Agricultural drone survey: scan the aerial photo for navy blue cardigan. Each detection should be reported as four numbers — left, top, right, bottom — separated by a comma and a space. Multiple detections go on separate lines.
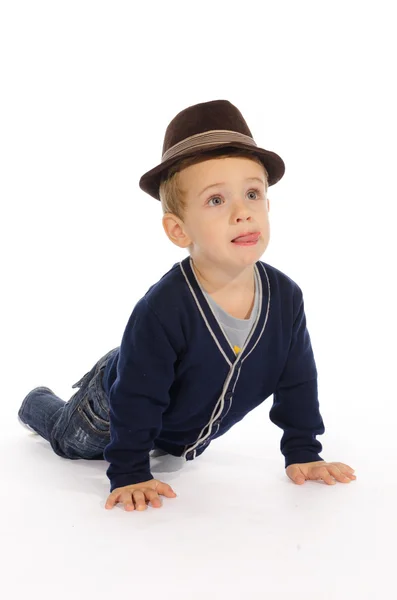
102, 256, 325, 491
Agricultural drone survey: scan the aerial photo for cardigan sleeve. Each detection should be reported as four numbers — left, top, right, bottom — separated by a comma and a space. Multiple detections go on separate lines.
104, 297, 177, 491
269, 285, 325, 468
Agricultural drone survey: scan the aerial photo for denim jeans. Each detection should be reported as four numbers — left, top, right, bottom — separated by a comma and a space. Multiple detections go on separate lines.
18, 348, 119, 460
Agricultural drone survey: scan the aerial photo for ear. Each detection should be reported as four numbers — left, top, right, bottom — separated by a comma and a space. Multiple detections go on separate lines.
162, 213, 192, 249
267, 197, 270, 212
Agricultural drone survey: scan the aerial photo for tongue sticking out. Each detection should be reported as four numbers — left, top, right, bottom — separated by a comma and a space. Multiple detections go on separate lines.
233, 233, 260, 243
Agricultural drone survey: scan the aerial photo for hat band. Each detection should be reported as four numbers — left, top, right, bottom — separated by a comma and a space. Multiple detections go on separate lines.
161, 129, 258, 163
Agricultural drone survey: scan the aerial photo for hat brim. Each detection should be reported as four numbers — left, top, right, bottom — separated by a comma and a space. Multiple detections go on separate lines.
139, 141, 285, 201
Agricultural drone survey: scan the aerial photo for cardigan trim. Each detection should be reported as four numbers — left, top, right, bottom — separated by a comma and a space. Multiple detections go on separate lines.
179, 256, 271, 459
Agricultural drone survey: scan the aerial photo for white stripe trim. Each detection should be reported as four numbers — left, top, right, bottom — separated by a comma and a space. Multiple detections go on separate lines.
180, 261, 271, 458
162, 129, 257, 163
179, 260, 232, 367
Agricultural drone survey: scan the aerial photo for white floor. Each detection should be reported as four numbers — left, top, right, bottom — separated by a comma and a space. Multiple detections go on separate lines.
3, 386, 393, 600
2, 1, 396, 597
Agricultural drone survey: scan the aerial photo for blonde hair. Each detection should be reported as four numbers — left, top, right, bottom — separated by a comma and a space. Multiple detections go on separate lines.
159, 148, 269, 222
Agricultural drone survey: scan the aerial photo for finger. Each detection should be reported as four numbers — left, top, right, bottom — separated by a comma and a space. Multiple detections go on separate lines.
312, 466, 336, 485
145, 490, 162, 508
334, 463, 357, 478
287, 466, 306, 484
105, 492, 119, 509
327, 465, 354, 484
156, 482, 177, 497
119, 491, 135, 511
338, 469, 356, 480
295, 476, 305, 485
132, 489, 148, 511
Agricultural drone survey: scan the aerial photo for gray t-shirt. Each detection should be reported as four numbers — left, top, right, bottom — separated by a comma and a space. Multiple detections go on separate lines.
197, 267, 260, 355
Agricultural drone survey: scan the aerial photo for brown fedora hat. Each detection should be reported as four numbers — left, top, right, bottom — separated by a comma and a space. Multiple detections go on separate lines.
139, 99, 285, 201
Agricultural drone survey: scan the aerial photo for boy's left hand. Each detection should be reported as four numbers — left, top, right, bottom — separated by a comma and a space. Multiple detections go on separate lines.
286, 461, 356, 485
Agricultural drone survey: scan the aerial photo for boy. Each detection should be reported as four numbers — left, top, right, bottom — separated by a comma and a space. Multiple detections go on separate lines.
18, 99, 356, 512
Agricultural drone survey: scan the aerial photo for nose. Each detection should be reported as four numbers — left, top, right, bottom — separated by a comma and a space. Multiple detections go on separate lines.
231, 198, 252, 221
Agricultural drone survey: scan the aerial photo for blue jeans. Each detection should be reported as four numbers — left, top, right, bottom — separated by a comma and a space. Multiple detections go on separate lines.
18, 348, 119, 460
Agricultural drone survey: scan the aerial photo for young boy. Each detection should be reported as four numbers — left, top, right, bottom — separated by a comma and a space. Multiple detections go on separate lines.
18, 99, 356, 512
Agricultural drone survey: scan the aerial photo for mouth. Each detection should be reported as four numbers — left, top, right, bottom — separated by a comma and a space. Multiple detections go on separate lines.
232, 231, 261, 244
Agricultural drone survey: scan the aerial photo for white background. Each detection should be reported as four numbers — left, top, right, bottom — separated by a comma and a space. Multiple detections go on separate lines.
1, 1, 396, 598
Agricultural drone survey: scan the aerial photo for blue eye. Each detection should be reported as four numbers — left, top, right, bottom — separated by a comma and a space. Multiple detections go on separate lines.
208, 196, 223, 207
207, 188, 261, 206
247, 188, 261, 200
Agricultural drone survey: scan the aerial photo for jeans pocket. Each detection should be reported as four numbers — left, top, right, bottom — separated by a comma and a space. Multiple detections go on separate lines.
78, 393, 110, 437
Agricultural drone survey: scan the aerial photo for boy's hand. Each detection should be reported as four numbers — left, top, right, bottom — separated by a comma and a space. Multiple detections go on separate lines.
286, 461, 356, 485
105, 479, 177, 511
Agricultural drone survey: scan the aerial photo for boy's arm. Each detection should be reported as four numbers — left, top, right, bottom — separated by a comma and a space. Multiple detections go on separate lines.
269, 285, 325, 467
103, 298, 177, 492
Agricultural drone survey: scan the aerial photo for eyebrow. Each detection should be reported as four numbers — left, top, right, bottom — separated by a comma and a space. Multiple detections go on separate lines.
198, 177, 265, 197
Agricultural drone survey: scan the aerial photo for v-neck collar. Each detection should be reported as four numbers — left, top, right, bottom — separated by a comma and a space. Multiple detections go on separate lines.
179, 256, 271, 367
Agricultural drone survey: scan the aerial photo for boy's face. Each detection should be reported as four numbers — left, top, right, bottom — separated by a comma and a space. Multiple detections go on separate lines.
163, 157, 270, 272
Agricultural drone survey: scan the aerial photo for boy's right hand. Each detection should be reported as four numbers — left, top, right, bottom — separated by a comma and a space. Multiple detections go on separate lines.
105, 479, 177, 511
